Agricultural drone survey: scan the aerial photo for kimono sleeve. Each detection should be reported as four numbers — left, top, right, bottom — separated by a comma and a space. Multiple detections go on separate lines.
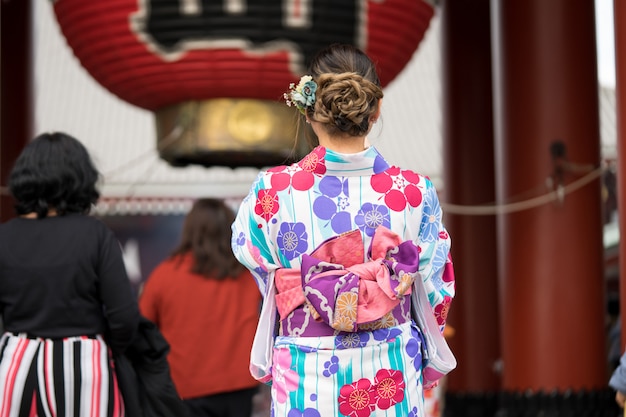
416, 180, 456, 332
231, 172, 282, 297
610, 352, 626, 393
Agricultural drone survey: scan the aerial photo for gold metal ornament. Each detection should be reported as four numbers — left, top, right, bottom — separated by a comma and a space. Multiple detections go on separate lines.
155, 99, 308, 168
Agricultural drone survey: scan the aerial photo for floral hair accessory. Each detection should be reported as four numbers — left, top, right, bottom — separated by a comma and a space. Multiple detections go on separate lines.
284, 75, 317, 114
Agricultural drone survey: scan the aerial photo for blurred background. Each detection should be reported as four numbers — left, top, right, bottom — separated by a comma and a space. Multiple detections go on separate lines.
1, 0, 624, 415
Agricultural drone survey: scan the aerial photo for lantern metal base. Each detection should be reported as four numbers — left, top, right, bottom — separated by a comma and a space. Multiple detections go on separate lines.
155, 99, 310, 169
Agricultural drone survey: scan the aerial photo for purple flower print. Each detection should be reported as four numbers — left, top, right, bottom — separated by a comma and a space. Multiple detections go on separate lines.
253, 267, 268, 283
236, 232, 246, 246
313, 177, 351, 234
323, 355, 340, 377
297, 345, 317, 354
313, 195, 335, 220
373, 154, 390, 174
372, 327, 402, 342
277, 222, 308, 260
406, 326, 424, 372
288, 408, 321, 417
355, 203, 390, 237
335, 332, 370, 349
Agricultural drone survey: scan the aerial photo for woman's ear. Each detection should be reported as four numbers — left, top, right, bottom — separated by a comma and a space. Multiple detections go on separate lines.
371, 99, 382, 123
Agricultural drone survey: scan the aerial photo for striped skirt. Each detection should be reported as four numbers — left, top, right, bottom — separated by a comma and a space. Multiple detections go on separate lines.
0, 333, 124, 417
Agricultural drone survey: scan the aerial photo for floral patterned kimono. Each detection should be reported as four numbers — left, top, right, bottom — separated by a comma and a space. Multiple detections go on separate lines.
231, 146, 455, 417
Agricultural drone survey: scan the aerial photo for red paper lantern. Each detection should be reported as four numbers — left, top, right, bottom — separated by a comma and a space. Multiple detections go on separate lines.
53, 0, 434, 167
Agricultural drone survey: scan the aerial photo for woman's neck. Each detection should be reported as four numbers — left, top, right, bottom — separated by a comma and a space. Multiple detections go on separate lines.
21, 208, 58, 219
316, 133, 369, 154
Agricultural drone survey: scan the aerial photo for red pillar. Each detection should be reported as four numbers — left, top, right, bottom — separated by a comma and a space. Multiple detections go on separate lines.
441, 0, 501, 392
615, 1, 626, 348
492, 0, 606, 390
1, 0, 33, 222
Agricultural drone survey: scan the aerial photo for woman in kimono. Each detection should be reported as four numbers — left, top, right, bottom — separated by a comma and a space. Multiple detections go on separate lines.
231, 43, 455, 417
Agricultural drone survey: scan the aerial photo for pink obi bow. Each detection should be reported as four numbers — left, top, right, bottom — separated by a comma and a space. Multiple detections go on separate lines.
275, 226, 419, 332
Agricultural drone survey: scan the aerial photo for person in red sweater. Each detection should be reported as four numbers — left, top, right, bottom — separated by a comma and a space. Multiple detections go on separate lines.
139, 198, 261, 417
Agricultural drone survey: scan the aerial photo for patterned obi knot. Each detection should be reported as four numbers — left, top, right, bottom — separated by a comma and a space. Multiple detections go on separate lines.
275, 226, 419, 333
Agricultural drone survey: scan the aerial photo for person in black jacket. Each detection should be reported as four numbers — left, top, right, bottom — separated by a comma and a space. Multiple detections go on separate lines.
0, 132, 140, 416
114, 316, 189, 417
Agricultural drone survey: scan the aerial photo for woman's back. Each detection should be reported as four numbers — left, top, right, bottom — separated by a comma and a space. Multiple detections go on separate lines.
231, 43, 455, 417
140, 253, 261, 399
237, 146, 438, 267
0, 131, 140, 417
0, 212, 138, 348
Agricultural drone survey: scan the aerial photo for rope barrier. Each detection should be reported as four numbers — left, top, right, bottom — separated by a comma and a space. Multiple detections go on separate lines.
0, 147, 609, 219
441, 166, 605, 216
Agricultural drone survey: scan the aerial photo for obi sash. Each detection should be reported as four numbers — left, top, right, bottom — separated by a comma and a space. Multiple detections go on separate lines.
275, 226, 419, 333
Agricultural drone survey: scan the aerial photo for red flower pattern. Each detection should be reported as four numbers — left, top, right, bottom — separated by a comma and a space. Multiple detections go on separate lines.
370, 167, 422, 212
337, 369, 406, 416
254, 188, 279, 222
435, 295, 452, 325
442, 255, 455, 283
268, 147, 326, 192
373, 369, 405, 410
338, 378, 376, 417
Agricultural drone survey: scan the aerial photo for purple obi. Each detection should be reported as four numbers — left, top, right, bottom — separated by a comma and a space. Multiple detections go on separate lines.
275, 227, 420, 337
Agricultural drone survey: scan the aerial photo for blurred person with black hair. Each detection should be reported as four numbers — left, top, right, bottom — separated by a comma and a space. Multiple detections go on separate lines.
0, 132, 140, 416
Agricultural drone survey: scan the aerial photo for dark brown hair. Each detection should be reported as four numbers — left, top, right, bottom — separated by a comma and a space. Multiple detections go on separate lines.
170, 198, 244, 280
306, 43, 384, 137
